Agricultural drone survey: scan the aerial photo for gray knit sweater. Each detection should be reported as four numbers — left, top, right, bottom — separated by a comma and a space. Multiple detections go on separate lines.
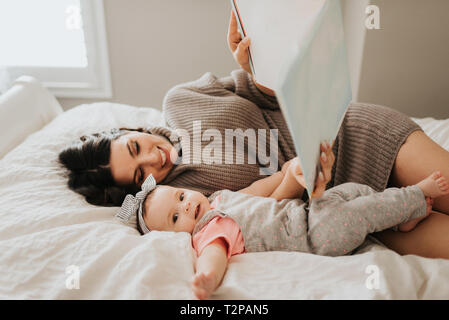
149, 69, 421, 196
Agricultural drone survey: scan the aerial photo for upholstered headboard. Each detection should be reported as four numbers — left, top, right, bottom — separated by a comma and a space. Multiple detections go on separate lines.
0, 76, 63, 159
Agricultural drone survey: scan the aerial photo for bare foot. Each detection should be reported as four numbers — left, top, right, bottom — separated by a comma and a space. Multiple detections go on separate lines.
399, 197, 433, 232
399, 172, 449, 232
416, 171, 449, 198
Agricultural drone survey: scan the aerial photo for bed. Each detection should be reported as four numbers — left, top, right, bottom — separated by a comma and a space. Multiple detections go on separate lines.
0, 76, 448, 299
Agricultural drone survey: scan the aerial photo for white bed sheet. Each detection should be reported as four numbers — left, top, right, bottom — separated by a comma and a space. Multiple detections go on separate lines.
0, 103, 448, 299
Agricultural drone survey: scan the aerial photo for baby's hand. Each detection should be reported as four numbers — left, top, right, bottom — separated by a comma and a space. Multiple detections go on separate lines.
282, 158, 296, 175
287, 157, 306, 187
287, 141, 335, 198
192, 271, 217, 300
311, 140, 335, 198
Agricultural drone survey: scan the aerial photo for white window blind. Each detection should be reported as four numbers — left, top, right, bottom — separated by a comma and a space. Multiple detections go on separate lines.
0, 0, 112, 98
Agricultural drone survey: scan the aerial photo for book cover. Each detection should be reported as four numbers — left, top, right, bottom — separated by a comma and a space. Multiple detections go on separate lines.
231, 0, 352, 197
230, 0, 326, 90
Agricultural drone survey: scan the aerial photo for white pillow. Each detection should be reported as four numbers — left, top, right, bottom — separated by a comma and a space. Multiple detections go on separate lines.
412, 117, 449, 151
0, 76, 63, 159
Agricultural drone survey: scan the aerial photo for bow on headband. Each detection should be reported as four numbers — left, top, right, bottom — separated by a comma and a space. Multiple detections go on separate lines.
116, 174, 157, 234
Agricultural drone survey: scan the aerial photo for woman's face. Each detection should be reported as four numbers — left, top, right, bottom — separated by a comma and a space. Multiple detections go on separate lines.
109, 131, 177, 187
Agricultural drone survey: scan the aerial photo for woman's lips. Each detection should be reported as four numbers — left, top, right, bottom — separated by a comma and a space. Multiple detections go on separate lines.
158, 147, 167, 168
158, 146, 171, 168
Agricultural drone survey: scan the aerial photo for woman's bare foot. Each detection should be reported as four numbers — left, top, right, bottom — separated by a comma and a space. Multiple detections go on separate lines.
399, 171, 449, 232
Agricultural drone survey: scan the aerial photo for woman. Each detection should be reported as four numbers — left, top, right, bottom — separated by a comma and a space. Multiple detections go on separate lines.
59, 12, 449, 259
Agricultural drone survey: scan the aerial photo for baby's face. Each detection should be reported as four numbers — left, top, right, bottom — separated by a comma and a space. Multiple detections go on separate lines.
143, 186, 211, 234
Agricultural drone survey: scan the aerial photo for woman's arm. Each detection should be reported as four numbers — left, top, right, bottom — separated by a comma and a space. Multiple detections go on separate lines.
227, 11, 276, 97
164, 10, 279, 128
192, 238, 229, 300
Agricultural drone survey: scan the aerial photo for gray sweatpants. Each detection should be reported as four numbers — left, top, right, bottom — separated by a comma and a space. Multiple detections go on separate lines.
307, 182, 427, 256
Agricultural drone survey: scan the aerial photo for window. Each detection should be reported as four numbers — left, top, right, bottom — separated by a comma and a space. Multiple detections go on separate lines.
0, 0, 112, 98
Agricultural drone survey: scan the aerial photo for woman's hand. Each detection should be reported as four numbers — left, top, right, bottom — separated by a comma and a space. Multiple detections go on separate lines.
227, 11, 276, 96
227, 11, 252, 75
311, 141, 335, 199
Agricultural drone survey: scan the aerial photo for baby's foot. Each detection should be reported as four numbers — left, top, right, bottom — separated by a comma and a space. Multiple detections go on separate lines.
399, 171, 448, 233
416, 171, 449, 198
399, 197, 433, 232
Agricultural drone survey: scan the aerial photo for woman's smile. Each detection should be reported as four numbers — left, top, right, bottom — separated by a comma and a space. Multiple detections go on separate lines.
109, 131, 175, 186
158, 146, 172, 168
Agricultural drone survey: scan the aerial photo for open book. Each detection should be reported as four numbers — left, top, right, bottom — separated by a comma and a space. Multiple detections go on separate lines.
231, 0, 352, 197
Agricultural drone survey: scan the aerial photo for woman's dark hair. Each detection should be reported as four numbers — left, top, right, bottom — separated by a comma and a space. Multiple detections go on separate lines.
58, 127, 149, 207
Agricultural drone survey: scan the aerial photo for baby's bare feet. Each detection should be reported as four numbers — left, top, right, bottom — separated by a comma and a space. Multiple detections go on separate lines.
398, 171, 447, 233
416, 171, 449, 198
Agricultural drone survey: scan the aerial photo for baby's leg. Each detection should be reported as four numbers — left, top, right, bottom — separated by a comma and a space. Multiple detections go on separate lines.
416, 171, 449, 198
308, 182, 427, 256
399, 171, 449, 232
397, 197, 432, 232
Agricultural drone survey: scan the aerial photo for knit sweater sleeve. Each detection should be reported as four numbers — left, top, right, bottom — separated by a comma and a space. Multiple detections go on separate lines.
162, 69, 279, 126
159, 69, 285, 196
221, 69, 280, 110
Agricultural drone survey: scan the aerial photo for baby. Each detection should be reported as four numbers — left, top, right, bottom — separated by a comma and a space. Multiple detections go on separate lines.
116, 142, 449, 299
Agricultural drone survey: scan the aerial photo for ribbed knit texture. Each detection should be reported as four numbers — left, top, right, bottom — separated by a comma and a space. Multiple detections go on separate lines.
149, 70, 421, 196
329, 102, 421, 192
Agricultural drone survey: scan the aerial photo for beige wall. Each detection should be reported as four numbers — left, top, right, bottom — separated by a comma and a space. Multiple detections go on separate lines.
59, 0, 237, 110
60, 0, 449, 120
341, 0, 370, 102
358, 0, 449, 118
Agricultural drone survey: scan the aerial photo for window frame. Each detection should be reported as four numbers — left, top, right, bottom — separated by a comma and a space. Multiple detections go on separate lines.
4, 0, 112, 99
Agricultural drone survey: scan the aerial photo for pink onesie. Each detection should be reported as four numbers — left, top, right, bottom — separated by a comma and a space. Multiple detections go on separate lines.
192, 195, 245, 259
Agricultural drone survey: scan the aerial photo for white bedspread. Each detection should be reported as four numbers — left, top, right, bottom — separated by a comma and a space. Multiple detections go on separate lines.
0, 103, 448, 299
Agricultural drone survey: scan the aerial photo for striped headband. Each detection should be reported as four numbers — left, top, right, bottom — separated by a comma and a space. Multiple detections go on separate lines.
115, 174, 157, 234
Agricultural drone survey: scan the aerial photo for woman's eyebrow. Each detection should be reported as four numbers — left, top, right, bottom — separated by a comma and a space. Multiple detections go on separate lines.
126, 141, 138, 185
126, 142, 134, 158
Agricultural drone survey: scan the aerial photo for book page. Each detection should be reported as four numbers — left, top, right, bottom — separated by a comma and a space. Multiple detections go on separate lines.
233, 0, 326, 89
275, 0, 352, 196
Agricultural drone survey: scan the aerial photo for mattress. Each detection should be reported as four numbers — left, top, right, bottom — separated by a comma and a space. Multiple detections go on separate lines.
0, 102, 448, 299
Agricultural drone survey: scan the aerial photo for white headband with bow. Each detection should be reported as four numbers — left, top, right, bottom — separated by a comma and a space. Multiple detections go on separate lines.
116, 174, 157, 234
